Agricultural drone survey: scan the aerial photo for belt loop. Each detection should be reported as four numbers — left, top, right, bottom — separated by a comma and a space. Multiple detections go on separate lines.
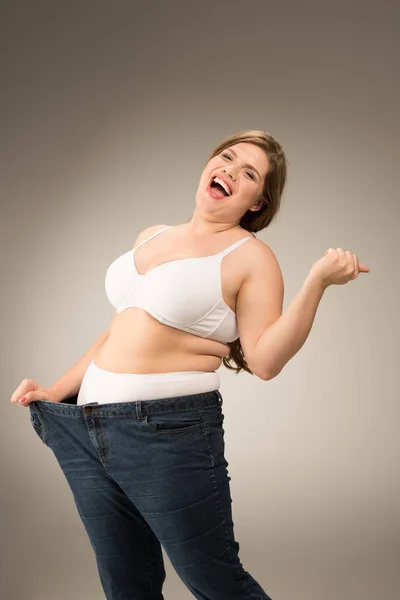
135, 401, 143, 420
216, 390, 223, 406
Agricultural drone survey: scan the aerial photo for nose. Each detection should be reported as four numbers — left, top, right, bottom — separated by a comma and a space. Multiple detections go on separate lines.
222, 167, 237, 181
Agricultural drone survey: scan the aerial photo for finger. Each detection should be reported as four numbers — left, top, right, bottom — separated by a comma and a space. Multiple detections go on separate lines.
17, 392, 38, 406
17, 395, 29, 406
358, 264, 370, 273
20, 391, 47, 406
12, 398, 28, 407
10, 379, 31, 403
11, 391, 28, 404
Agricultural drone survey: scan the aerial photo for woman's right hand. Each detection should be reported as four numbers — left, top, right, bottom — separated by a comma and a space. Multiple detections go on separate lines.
10, 380, 59, 407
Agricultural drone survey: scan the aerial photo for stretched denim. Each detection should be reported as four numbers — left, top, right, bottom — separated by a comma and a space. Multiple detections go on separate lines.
29, 390, 273, 600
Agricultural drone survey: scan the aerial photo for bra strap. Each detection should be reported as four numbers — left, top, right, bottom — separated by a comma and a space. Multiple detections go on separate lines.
219, 236, 253, 258
135, 225, 170, 249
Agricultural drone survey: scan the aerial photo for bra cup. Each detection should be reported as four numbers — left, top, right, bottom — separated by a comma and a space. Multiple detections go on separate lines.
104, 233, 254, 343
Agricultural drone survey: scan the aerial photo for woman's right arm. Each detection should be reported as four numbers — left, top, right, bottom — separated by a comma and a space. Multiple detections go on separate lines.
12, 224, 169, 406
11, 320, 115, 406
47, 329, 111, 403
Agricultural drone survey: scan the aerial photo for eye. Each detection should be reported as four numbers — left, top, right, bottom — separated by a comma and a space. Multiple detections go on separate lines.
221, 153, 255, 181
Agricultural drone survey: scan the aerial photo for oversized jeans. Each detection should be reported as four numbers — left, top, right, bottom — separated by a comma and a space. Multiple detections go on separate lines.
29, 390, 273, 600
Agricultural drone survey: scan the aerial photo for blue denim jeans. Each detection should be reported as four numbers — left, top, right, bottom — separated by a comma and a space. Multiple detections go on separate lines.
29, 390, 273, 600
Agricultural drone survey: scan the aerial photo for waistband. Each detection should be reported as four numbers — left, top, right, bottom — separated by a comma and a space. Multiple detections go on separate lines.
31, 387, 223, 420
75, 359, 221, 405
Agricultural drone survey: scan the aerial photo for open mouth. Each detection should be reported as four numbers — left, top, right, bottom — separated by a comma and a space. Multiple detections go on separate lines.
208, 176, 231, 199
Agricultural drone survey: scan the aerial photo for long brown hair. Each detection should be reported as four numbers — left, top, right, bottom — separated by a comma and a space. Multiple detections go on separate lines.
205, 129, 287, 375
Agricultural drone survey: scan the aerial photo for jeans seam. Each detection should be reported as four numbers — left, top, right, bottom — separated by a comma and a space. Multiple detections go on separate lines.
204, 422, 242, 578
34, 407, 47, 445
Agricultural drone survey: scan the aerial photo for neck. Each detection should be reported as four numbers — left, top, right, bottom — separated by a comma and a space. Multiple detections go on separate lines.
183, 217, 240, 238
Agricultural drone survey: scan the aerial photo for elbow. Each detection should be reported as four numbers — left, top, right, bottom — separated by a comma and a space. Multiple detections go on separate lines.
250, 366, 276, 381
263, 370, 280, 381
257, 364, 281, 381
248, 350, 281, 381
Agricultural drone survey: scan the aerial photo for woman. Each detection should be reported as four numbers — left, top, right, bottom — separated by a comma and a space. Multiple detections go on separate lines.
11, 129, 370, 600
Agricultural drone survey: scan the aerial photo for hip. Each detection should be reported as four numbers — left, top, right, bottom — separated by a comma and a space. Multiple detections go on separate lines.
77, 358, 221, 405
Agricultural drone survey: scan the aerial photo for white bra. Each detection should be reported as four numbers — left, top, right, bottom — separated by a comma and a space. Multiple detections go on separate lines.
105, 225, 254, 343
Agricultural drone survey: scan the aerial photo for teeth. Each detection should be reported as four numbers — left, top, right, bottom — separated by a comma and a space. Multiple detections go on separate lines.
213, 176, 231, 196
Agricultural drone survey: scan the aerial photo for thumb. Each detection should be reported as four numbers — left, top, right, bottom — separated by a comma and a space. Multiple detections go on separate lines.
18, 391, 47, 406
358, 264, 371, 273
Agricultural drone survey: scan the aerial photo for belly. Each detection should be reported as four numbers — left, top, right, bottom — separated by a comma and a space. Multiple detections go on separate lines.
94, 308, 232, 374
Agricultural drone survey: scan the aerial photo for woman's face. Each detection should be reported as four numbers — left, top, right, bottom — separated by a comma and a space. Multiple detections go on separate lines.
196, 142, 270, 223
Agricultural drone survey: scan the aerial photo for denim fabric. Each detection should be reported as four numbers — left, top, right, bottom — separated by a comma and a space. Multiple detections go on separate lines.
29, 390, 272, 600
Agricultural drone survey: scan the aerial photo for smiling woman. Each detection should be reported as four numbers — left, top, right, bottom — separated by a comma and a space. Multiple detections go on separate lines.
18, 129, 288, 600
202, 130, 287, 232
196, 129, 287, 374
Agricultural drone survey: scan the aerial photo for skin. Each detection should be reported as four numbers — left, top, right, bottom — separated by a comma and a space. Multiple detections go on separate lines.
183, 142, 270, 237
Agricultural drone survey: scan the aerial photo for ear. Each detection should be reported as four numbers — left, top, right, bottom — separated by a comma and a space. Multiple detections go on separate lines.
249, 197, 265, 212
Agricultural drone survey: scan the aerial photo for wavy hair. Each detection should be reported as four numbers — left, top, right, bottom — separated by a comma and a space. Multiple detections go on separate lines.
204, 129, 287, 375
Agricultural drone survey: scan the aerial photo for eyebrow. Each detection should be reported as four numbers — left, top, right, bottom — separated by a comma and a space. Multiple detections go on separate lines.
225, 147, 261, 179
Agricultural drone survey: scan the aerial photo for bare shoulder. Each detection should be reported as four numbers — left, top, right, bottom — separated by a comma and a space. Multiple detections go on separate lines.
240, 234, 282, 284
133, 224, 168, 247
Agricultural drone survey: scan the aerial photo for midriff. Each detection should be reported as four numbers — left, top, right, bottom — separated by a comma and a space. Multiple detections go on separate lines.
93, 224, 255, 374
94, 310, 231, 373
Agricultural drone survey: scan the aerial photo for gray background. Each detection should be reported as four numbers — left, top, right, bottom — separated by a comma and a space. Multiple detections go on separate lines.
2, 1, 399, 599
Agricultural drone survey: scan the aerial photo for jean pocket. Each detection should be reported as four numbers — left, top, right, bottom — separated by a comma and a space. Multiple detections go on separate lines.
143, 408, 204, 434
29, 404, 47, 445
142, 403, 223, 434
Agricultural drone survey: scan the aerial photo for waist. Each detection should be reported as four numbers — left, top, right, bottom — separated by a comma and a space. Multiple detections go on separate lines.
96, 337, 226, 375
77, 359, 220, 405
